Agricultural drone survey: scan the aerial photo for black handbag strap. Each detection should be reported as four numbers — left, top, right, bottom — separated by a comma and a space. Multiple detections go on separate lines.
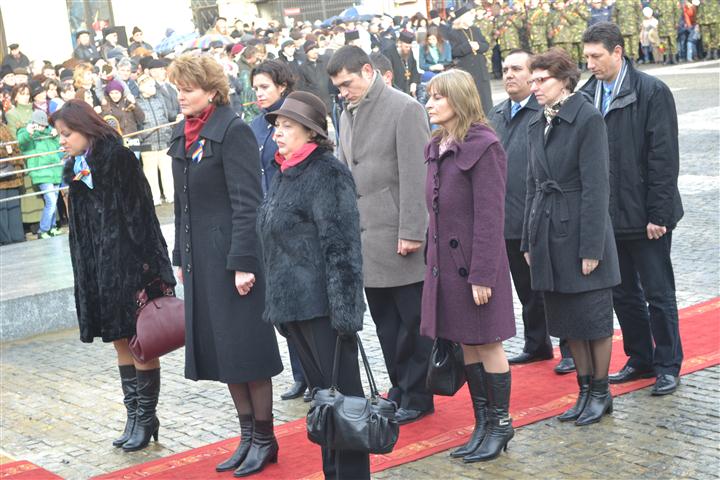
330, 336, 343, 390
356, 334, 381, 399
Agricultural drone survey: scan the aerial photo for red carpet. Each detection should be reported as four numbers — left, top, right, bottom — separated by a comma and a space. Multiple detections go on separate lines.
0, 461, 63, 479
95, 298, 720, 480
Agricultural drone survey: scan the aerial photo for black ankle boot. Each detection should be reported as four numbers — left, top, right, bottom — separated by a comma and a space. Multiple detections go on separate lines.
463, 371, 513, 463
557, 375, 591, 422
123, 368, 160, 452
233, 419, 278, 477
450, 363, 487, 458
575, 378, 613, 426
217, 415, 254, 472
113, 365, 137, 447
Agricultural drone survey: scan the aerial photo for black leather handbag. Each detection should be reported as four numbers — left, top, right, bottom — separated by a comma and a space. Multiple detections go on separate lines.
306, 334, 399, 454
426, 338, 466, 396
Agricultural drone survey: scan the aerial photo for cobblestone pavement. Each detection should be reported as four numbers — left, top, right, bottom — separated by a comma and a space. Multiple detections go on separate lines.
1, 61, 718, 479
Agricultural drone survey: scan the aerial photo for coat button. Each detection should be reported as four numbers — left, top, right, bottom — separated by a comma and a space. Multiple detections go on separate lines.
185, 225, 190, 233
433, 233, 438, 242
186, 264, 192, 274
183, 167, 187, 174
545, 209, 550, 216
183, 185, 187, 192
185, 243, 190, 253
184, 205, 188, 213
432, 266, 439, 277
356, 194, 362, 199
458, 267, 468, 277
449, 239, 458, 248
352, 160, 358, 165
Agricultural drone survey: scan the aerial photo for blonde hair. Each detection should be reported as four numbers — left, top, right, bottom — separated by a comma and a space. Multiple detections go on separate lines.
426, 69, 487, 142
73, 62, 93, 89
166, 54, 229, 106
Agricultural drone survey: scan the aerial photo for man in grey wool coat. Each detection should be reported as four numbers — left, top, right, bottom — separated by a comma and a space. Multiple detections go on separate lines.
328, 45, 435, 424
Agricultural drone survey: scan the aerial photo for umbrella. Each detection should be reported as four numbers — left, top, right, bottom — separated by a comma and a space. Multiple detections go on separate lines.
155, 30, 198, 55
339, 6, 377, 21
187, 33, 234, 50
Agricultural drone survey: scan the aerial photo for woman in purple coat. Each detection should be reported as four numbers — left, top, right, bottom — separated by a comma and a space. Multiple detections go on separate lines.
421, 69, 516, 463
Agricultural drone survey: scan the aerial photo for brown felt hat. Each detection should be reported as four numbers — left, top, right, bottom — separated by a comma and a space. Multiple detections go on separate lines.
265, 91, 328, 139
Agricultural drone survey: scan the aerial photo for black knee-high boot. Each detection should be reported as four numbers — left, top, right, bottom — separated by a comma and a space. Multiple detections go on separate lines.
113, 365, 137, 447
450, 363, 487, 458
233, 419, 278, 477
123, 368, 160, 452
463, 371, 513, 463
216, 415, 254, 472
575, 378, 613, 426
557, 375, 591, 422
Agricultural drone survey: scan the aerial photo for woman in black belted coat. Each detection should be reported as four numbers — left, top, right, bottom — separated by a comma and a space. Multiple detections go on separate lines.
52, 99, 175, 452
521, 49, 620, 428
167, 55, 282, 478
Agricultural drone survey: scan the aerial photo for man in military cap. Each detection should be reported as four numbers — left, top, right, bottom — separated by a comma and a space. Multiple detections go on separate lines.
654, 0, 681, 64
697, 0, 720, 59
1, 44, 30, 72
613, 0, 644, 62
382, 30, 420, 96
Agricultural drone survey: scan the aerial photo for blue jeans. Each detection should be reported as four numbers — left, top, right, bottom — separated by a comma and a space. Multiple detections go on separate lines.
38, 183, 59, 233
612, 233, 683, 376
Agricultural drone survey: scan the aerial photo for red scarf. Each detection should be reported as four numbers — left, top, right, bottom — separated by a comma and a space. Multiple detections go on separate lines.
275, 143, 318, 172
184, 104, 215, 151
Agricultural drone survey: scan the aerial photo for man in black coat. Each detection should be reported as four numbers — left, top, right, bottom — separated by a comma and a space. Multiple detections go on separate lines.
73, 31, 101, 63
489, 49, 575, 374
581, 22, 684, 396
382, 30, 420, 97
2, 44, 30, 71
298, 41, 332, 114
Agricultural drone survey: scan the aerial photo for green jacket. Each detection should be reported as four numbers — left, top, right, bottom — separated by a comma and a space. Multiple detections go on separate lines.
697, 0, 720, 25
655, 0, 681, 36
17, 126, 63, 185
527, 6, 550, 48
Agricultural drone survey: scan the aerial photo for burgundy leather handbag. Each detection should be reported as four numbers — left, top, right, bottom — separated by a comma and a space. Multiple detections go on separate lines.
129, 279, 185, 363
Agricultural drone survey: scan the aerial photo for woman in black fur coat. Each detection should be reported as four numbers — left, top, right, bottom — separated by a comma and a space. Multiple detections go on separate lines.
52, 99, 175, 452
257, 91, 370, 479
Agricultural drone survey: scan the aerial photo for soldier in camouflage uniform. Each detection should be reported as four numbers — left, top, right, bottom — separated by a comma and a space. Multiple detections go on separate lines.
495, 3, 525, 58
476, 8, 498, 77
613, 0, 644, 61
550, 0, 587, 64
527, 0, 550, 53
568, 0, 590, 67
655, 0, 681, 64
697, 0, 720, 59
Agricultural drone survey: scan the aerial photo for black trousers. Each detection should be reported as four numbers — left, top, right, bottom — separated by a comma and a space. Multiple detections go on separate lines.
287, 338, 306, 383
364, 282, 434, 411
506, 239, 570, 358
285, 318, 370, 480
613, 234, 683, 376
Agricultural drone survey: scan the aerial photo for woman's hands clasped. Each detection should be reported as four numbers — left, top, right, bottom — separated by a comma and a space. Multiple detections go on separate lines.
581, 259, 599, 276
235, 271, 255, 296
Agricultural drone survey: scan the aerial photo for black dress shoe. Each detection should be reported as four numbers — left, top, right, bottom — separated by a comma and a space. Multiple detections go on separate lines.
554, 358, 576, 375
395, 407, 434, 425
651, 374, 680, 396
303, 389, 312, 403
508, 351, 553, 365
608, 365, 654, 384
280, 381, 307, 400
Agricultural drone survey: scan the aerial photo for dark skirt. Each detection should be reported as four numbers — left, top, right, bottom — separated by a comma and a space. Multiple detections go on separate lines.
543, 288, 614, 340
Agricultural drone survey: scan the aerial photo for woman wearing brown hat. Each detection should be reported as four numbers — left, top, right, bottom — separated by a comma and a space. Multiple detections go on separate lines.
257, 91, 370, 479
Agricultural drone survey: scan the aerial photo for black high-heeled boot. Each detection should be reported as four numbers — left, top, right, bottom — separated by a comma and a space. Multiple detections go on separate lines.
450, 363, 487, 458
463, 371, 513, 463
123, 368, 160, 452
557, 375, 591, 422
233, 419, 278, 477
113, 365, 137, 447
216, 415, 254, 472
575, 378, 613, 426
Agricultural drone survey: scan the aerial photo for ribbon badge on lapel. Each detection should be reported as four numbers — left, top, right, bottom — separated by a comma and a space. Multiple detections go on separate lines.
191, 139, 206, 164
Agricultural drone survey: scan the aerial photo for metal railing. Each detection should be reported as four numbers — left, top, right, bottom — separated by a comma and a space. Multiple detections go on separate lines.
0, 120, 181, 203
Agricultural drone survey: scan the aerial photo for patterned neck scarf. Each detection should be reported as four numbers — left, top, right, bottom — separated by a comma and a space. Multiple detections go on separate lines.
543, 92, 573, 125
72, 152, 93, 189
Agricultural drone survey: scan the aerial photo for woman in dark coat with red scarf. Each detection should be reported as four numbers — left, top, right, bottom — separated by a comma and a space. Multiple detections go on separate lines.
421, 70, 516, 463
167, 55, 282, 478
52, 99, 175, 452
